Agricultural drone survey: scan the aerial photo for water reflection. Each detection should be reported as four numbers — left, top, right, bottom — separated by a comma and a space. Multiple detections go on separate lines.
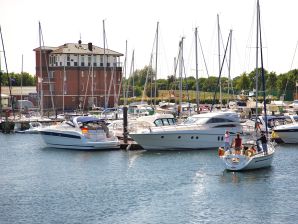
192, 170, 207, 197
127, 150, 145, 168
219, 167, 274, 184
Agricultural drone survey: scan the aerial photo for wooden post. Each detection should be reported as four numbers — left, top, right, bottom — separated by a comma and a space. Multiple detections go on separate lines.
123, 106, 128, 144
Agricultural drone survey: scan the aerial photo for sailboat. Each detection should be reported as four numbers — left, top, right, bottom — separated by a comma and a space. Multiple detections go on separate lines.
220, 0, 275, 171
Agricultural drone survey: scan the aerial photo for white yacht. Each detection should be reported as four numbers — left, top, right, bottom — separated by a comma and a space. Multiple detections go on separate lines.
273, 115, 298, 144
38, 116, 120, 150
129, 111, 242, 150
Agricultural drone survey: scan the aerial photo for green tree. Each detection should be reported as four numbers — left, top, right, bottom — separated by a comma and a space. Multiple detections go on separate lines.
266, 72, 277, 95
234, 73, 250, 91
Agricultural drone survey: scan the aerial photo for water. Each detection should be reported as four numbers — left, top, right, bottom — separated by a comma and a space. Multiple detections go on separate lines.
1, 134, 298, 224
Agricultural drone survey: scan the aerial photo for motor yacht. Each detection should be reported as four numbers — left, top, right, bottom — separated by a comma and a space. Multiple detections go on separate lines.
38, 116, 120, 150
129, 111, 242, 150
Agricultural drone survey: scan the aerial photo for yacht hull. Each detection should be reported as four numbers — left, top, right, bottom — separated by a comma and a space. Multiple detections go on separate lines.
130, 131, 238, 150
274, 127, 298, 144
39, 130, 120, 150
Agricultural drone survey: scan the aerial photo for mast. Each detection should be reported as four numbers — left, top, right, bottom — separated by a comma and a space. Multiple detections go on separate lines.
217, 14, 222, 108
258, 0, 268, 135
154, 22, 159, 108
123, 41, 128, 106
103, 20, 107, 109
91, 51, 94, 108
63, 55, 66, 114
227, 29, 233, 104
38, 22, 43, 117
131, 50, 135, 98
255, 2, 259, 133
179, 37, 184, 118
194, 27, 200, 113
21, 54, 23, 113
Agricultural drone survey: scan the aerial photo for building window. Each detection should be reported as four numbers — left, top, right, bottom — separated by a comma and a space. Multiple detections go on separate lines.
93, 62, 97, 67
100, 55, 103, 67
49, 71, 54, 78
67, 62, 70, 66
88, 55, 91, 66
80, 55, 85, 67
74, 62, 78, 66
49, 55, 53, 66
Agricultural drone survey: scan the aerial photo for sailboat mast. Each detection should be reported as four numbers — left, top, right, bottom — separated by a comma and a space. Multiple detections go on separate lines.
38, 22, 43, 117
195, 27, 200, 113
131, 50, 135, 98
122, 40, 127, 105
179, 37, 184, 116
258, 0, 268, 135
227, 29, 232, 103
103, 20, 107, 109
217, 14, 222, 108
21, 54, 23, 112
255, 2, 259, 131
63, 56, 66, 114
154, 22, 159, 108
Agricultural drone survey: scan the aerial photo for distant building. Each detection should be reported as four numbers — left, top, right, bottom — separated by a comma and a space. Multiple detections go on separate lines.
34, 41, 123, 111
1, 86, 37, 108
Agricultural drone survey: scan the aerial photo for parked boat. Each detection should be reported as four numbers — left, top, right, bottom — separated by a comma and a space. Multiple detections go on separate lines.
38, 116, 120, 150
129, 111, 242, 150
273, 115, 298, 143
15, 121, 43, 134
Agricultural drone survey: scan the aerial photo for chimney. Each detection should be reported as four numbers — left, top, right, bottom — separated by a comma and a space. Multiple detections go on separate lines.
88, 42, 93, 51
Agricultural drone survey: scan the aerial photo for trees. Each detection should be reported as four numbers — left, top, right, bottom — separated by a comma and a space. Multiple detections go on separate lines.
234, 73, 250, 92
0, 72, 35, 86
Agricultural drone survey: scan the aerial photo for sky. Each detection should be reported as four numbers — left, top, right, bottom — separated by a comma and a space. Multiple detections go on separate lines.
0, 0, 298, 80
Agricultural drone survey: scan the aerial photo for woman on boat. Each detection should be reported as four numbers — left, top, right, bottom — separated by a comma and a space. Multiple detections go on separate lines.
233, 133, 242, 154
224, 130, 231, 153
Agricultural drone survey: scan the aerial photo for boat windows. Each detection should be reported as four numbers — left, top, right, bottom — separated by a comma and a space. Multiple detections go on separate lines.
213, 124, 237, 128
168, 118, 176, 125
154, 119, 163, 127
207, 118, 233, 123
154, 118, 176, 126
184, 117, 209, 125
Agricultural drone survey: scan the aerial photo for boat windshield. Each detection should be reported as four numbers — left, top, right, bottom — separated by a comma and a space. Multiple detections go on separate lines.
183, 117, 209, 125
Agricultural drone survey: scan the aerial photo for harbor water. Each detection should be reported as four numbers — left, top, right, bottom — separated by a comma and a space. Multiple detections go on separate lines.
1, 133, 298, 224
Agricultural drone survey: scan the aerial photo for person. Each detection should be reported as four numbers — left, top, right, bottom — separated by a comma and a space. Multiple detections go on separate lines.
257, 132, 268, 154
233, 133, 242, 154
224, 130, 231, 153
255, 122, 261, 132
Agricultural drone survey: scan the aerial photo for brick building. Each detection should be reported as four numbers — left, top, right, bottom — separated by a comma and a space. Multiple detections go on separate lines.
34, 41, 123, 111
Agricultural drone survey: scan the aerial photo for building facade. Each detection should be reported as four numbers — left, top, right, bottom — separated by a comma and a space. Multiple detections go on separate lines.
34, 41, 123, 112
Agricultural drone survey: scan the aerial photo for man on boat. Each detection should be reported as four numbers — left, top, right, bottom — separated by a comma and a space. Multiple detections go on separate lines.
257, 132, 268, 155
